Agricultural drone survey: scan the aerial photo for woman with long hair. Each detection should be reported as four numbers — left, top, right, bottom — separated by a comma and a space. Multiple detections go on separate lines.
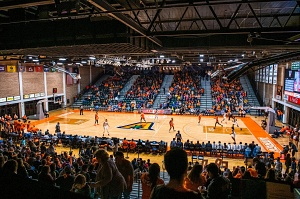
141, 163, 164, 199
184, 164, 206, 192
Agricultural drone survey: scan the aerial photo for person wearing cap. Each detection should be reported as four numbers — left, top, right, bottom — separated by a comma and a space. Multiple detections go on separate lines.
115, 151, 134, 199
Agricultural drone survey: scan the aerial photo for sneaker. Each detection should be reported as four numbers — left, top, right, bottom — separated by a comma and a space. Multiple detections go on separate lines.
108, 134, 110, 136
102, 134, 104, 136
240, 128, 242, 130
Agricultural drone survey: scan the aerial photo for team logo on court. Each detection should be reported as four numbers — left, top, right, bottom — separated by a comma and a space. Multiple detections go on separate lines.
117, 122, 154, 130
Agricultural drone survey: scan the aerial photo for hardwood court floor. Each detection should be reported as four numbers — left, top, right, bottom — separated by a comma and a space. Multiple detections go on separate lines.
32, 108, 293, 169
34, 109, 259, 149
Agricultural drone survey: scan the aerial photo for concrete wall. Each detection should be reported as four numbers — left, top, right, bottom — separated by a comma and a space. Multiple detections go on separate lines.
0, 72, 20, 98
22, 72, 44, 95
46, 72, 64, 95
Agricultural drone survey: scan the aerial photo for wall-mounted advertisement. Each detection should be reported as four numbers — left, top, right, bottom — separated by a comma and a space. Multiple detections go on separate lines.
13, 96, 20, 100
7, 97, 13, 101
24, 94, 29, 99
29, 94, 34, 98
0, 98, 6, 102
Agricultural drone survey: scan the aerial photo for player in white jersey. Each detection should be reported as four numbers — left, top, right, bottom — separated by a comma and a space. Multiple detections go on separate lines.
103, 119, 110, 136
233, 116, 242, 130
154, 109, 159, 121
221, 112, 227, 124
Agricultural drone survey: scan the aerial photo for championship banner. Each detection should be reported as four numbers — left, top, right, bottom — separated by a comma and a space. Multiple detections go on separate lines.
26, 66, 35, 72
35, 65, 43, 72
18, 65, 25, 72
7, 65, 17, 72
0, 65, 5, 72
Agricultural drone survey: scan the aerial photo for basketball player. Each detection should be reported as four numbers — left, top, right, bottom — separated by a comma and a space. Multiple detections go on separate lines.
221, 112, 227, 124
233, 116, 242, 130
154, 109, 159, 121
169, 118, 175, 132
94, 112, 99, 126
140, 111, 146, 122
214, 115, 223, 129
103, 119, 110, 136
198, 113, 202, 125
230, 125, 236, 142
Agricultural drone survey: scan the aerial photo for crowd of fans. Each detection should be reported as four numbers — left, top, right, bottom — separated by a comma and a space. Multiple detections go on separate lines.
209, 78, 250, 116
124, 72, 163, 109
162, 71, 203, 114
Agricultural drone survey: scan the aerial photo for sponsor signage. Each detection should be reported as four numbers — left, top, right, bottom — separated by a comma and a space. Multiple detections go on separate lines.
7, 96, 14, 101
13, 96, 20, 100
284, 91, 300, 98
0, 97, 6, 102
24, 94, 29, 99
35, 93, 40, 97
0, 65, 5, 72
29, 94, 34, 98
288, 96, 300, 105
40, 93, 45, 97
258, 137, 280, 152
142, 109, 172, 115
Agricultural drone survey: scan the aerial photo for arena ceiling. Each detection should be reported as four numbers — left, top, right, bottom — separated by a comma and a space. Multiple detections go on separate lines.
0, 0, 300, 66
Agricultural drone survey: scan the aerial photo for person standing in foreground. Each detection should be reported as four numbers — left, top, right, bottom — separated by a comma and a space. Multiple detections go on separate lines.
90, 149, 126, 199
115, 151, 134, 199
141, 163, 164, 199
150, 148, 202, 199
103, 119, 110, 136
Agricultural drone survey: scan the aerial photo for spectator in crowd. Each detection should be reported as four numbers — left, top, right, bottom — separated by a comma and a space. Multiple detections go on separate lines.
91, 149, 126, 199
114, 151, 134, 199
38, 165, 54, 185
184, 164, 206, 192
141, 163, 164, 199
289, 142, 298, 157
71, 174, 91, 198
150, 148, 202, 199
200, 163, 230, 199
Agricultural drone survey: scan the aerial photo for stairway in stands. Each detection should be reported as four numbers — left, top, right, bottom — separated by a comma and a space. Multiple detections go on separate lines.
72, 75, 110, 108
118, 75, 140, 101
239, 75, 261, 114
199, 78, 213, 111
129, 171, 170, 199
153, 75, 174, 109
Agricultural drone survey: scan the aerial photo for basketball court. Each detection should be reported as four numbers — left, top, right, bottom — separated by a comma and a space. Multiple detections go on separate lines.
32, 108, 284, 157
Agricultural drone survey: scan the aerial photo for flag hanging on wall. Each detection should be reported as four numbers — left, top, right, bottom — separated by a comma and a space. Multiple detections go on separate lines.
0, 65, 5, 72
26, 66, 35, 72
44, 67, 49, 72
50, 68, 56, 72
35, 65, 43, 72
7, 65, 17, 72
18, 65, 25, 72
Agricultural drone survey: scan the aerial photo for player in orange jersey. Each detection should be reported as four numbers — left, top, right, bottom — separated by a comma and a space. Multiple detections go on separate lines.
94, 112, 99, 126
214, 115, 223, 129
198, 113, 202, 125
169, 118, 175, 132
140, 111, 146, 122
